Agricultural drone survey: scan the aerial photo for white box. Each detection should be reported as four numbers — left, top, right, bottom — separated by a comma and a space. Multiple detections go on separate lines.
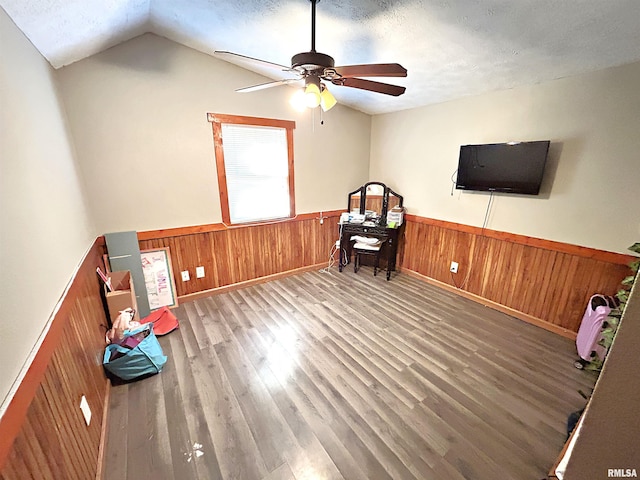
386, 207, 404, 226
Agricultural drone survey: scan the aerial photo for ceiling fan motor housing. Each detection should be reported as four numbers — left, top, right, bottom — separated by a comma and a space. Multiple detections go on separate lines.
292, 51, 335, 73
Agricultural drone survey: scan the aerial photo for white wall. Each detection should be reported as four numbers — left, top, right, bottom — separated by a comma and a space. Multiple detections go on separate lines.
0, 8, 96, 408
370, 62, 640, 254
56, 34, 371, 234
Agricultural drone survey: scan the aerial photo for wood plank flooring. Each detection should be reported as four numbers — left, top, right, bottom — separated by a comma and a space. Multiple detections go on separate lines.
103, 269, 597, 480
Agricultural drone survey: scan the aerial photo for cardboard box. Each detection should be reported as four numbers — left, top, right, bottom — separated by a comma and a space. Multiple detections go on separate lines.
105, 271, 140, 324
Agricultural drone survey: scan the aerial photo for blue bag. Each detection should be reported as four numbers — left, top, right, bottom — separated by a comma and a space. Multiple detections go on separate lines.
103, 324, 167, 381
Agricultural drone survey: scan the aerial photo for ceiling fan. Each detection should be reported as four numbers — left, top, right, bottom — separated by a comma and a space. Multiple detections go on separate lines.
214, 0, 407, 111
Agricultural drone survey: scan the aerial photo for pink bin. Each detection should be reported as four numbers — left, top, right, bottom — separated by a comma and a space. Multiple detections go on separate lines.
574, 294, 617, 369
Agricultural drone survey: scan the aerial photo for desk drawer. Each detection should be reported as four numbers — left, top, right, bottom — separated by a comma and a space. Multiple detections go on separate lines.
342, 225, 388, 235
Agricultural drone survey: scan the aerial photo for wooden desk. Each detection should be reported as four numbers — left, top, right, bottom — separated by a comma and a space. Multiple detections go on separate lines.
338, 222, 402, 280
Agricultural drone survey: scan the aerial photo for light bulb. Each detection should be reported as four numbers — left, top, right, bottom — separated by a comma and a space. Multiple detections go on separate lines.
304, 82, 321, 108
290, 89, 307, 111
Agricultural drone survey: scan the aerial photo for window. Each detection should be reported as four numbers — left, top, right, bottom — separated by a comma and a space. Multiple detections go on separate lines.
208, 113, 296, 225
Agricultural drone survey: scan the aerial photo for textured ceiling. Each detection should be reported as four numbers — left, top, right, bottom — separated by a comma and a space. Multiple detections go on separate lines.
3, 0, 640, 114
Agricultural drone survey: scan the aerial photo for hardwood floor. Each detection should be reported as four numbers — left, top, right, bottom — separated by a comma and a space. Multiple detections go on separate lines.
103, 268, 597, 480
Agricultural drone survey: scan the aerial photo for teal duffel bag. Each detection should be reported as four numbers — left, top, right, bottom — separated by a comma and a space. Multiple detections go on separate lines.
103, 323, 167, 381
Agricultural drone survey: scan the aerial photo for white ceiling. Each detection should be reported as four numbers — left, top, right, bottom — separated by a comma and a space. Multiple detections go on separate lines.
3, 0, 640, 115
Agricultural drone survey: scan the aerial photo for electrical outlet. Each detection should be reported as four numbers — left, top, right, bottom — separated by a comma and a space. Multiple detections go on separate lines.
79, 395, 91, 426
450, 261, 459, 274
181, 270, 190, 281
196, 266, 205, 278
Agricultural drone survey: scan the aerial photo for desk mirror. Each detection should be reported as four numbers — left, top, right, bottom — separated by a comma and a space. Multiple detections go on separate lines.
364, 183, 385, 216
348, 188, 362, 213
388, 190, 402, 210
346, 181, 403, 224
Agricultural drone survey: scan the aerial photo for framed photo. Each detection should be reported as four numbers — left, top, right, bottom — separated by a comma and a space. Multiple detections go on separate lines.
140, 247, 178, 310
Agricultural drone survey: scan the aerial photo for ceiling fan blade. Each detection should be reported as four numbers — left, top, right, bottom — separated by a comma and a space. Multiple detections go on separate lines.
332, 63, 407, 78
236, 78, 301, 93
214, 51, 292, 72
333, 77, 406, 96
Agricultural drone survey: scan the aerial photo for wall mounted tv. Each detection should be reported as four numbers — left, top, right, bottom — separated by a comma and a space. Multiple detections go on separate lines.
455, 140, 550, 195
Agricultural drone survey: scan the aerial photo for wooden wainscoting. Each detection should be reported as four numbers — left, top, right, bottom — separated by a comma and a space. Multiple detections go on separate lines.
138, 211, 343, 299
138, 211, 630, 337
401, 215, 632, 336
0, 239, 110, 479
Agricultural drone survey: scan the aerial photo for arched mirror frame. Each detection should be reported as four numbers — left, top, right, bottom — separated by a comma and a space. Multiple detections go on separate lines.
347, 181, 404, 224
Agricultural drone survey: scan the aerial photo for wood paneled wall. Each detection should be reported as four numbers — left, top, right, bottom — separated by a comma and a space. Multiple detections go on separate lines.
138, 212, 342, 298
401, 215, 632, 335
0, 239, 109, 479
138, 211, 631, 337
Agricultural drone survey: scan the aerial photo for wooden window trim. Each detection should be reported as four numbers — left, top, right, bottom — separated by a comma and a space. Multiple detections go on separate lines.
208, 113, 296, 225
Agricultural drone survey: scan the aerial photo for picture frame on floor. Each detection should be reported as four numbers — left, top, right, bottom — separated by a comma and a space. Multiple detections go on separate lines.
140, 247, 178, 310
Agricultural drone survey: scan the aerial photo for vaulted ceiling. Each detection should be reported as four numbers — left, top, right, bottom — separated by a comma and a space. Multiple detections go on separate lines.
3, 0, 640, 114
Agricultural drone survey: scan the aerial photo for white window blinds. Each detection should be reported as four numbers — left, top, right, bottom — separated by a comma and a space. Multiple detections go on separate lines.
221, 123, 291, 224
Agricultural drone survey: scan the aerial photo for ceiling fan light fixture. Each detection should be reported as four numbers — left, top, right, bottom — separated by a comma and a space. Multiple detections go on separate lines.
289, 89, 308, 111
320, 84, 337, 111
304, 76, 321, 108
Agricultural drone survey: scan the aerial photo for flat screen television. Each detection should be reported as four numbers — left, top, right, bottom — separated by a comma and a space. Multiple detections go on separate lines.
455, 140, 550, 195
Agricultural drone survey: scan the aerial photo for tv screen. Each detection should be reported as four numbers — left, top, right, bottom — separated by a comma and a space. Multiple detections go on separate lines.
455, 141, 550, 195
